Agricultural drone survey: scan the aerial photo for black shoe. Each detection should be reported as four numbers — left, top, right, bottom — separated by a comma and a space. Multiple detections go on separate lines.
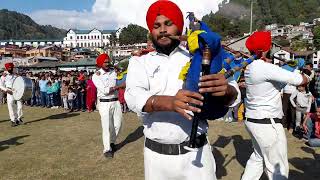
111, 143, 116, 152
18, 119, 24, 125
103, 150, 114, 158
11, 121, 18, 127
293, 127, 303, 139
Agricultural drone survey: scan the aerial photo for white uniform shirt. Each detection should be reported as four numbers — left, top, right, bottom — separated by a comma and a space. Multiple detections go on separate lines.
125, 46, 240, 144
245, 60, 303, 119
92, 68, 118, 99
0, 74, 16, 91
290, 90, 312, 112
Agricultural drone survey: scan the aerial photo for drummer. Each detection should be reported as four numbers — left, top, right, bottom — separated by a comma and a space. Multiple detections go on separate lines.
0, 63, 23, 127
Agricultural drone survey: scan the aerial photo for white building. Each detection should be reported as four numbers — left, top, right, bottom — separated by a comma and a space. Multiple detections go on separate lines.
313, 51, 320, 69
63, 28, 120, 48
106, 43, 148, 57
273, 49, 293, 65
0, 39, 63, 47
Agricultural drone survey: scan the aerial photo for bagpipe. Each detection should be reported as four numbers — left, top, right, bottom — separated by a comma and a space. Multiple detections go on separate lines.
169, 13, 249, 148
169, 12, 308, 148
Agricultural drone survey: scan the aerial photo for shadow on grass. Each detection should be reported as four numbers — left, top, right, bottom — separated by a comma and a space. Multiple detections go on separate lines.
211, 135, 232, 179
288, 146, 320, 180
25, 113, 80, 124
212, 135, 269, 179
115, 126, 144, 152
0, 135, 30, 152
0, 120, 9, 124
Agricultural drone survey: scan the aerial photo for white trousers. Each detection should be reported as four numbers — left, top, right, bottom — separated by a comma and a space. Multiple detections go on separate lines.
242, 120, 289, 180
7, 94, 23, 122
98, 101, 122, 153
62, 96, 68, 109
144, 143, 216, 180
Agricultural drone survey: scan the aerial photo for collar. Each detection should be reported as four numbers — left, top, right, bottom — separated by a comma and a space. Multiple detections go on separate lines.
99, 68, 114, 75
150, 45, 187, 57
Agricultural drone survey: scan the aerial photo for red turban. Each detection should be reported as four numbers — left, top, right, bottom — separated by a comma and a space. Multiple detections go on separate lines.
96, 54, 110, 68
146, 0, 184, 33
4, 63, 14, 70
246, 31, 271, 57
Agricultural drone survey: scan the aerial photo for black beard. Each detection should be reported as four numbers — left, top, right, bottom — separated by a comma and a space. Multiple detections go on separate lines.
152, 37, 180, 56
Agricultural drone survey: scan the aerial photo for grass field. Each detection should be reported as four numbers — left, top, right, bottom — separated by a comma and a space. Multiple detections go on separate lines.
0, 105, 319, 180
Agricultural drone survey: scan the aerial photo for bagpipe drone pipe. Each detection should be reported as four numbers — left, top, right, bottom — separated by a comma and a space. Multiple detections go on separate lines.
170, 13, 245, 148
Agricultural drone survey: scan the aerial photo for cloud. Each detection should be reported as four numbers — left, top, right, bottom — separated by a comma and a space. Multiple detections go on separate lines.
29, 0, 224, 30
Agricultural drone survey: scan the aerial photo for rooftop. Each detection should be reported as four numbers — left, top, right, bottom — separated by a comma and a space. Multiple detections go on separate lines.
0, 39, 63, 42
69, 29, 118, 34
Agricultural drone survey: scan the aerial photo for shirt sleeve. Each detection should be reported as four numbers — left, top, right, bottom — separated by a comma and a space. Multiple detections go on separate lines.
124, 57, 153, 116
307, 93, 313, 113
0, 78, 7, 91
264, 63, 303, 86
92, 73, 111, 95
290, 90, 297, 107
227, 79, 241, 108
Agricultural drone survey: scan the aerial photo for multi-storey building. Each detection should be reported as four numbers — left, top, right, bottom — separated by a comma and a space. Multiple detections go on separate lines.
63, 28, 120, 48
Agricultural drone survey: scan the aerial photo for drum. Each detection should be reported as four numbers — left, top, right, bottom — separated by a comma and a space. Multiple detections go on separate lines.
12, 76, 33, 101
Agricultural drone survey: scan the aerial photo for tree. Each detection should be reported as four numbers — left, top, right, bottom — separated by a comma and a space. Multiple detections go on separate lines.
109, 32, 117, 47
119, 24, 148, 45
313, 25, 320, 50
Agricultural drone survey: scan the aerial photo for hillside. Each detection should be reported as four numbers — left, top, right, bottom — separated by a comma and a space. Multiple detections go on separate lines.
0, 9, 66, 40
202, 0, 320, 38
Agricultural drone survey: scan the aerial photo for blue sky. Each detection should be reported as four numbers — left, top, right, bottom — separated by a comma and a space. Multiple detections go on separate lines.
0, 0, 222, 30
1, 0, 95, 13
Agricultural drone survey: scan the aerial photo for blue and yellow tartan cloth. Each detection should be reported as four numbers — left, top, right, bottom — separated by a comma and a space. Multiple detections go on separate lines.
184, 22, 228, 120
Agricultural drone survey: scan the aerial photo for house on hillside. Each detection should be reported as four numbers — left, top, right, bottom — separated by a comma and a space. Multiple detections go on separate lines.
26, 45, 62, 59
273, 47, 317, 67
0, 45, 27, 58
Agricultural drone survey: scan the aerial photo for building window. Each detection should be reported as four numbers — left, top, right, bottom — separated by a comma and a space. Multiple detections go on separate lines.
77, 43, 79, 47
103, 36, 105, 39
84, 42, 87, 47
81, 36, 83, 39
77, 36, 79, 39
70, 36, 73, 40
91, 36, 93, 39
70, 43, 73, 47
98, 36, 100, 39
84, 36, 86, 40
94, 35, 97, 39
314, 61, 318, 65
95, 42, 97, 47
81, 43, 83, 47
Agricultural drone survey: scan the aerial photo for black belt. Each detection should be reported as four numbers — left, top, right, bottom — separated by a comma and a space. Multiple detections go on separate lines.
100, 98, 118, 102
247, 118, 282, 124
145, 134, 207, 155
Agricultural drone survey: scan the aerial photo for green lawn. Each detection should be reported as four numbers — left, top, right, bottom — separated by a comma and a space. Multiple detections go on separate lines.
0, 105, 319, 180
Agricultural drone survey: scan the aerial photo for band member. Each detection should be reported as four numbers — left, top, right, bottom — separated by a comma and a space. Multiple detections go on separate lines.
92, 54, 122, 158
0, 63, 23, 127
125, 1, 239, 179
242, 32, 309, 180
